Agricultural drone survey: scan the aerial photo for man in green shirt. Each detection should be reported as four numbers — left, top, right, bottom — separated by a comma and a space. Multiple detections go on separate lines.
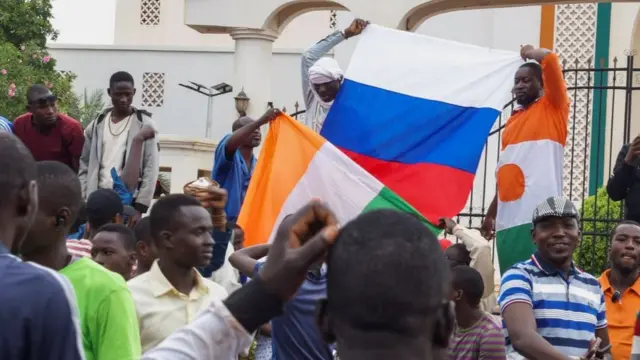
20, 161, 141, 360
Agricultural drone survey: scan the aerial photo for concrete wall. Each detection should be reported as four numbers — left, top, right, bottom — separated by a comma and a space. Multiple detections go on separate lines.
114, 0, 335, 49
49, 44, 307, 142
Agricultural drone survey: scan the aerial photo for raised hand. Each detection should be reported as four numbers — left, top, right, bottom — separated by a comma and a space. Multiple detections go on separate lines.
259, 201, 339, 301
344, 18, 370, 39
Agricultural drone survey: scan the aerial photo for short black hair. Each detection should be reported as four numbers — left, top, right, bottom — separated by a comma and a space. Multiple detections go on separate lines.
26, 84, 54, 103
447, 243, 471, 266
612, 220, 640, 237
519, 62, 543, 87
95, 223, 137, 251
86, 189, 124, 230
328, 209, 450, 337
109, 71, 135, 88
149, 194, 203, 242
452, 266, 484, 307
0, 133, 36, 206
36, 161, 83, 221
134, 217, 152, 244
232, 116, 253, 131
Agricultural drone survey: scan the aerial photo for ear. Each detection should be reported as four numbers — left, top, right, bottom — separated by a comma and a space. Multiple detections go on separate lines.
433, 301, 455, 348
107, 88, 112, 96
57, 207, 72, 229
160, 230, 173, 249
315, 299, 335, 344
114, 214, 124, 225
12, 180, 39, 253
133, 88, 137, 96
137, 241, 147, 256
128, 252, 138, 268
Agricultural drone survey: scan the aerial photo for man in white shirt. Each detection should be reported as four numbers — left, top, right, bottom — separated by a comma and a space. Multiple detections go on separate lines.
79, 71, 159, 224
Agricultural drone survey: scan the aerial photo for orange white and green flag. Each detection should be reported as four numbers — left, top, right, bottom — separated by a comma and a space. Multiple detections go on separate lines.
495, 112, 566, 274
237, 114, 437, 247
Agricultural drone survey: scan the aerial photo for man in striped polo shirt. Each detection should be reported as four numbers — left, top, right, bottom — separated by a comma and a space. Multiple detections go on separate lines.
499, 196, 611, 359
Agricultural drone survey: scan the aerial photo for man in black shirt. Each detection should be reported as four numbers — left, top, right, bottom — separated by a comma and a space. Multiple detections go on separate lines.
607, 136, 640, 222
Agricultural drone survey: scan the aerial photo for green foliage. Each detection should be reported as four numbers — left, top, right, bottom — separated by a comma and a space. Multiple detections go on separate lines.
67, 88, 106, 128
0, 0, 58, 48
0, 41, 75, 120
573, 187, 623, 275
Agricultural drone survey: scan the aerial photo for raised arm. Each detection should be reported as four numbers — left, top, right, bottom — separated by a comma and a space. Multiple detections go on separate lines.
224, 109, 279, 159
229, 244, 270, 278
122, 124, 155, 192
521, 45, 569, 110
607, 140, 639, 201
451, 224, 495, 298
301, 19, 368, 110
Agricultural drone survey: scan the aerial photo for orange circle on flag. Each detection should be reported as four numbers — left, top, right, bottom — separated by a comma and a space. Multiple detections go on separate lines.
497, 164, 525, 202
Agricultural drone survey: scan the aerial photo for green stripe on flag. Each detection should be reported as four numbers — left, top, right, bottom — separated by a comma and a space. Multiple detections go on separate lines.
496, 222, 536, 274
362, 187, 442, 236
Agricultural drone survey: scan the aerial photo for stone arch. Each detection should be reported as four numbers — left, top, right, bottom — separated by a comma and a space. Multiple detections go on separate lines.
263, 0, 349, 33
397, 0, 592, 32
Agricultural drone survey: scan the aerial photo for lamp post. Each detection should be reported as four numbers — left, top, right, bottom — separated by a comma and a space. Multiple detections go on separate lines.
179, 81, 233, 139
234, 89, 250, 116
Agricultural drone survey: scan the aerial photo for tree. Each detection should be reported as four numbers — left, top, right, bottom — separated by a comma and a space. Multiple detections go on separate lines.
0, 0, 75, 121
0, 0, 58, 48
573, 187, 623, 275
0, 42, 75, 120
67, 88, 106, 127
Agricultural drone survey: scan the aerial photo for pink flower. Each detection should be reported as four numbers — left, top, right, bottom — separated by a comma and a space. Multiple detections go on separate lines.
43, 55, 51, 63
8, 83, 16, 98
0, 69, 6, 75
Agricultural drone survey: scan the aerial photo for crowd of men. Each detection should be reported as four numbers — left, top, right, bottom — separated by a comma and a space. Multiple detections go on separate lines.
2, 18, 640, 360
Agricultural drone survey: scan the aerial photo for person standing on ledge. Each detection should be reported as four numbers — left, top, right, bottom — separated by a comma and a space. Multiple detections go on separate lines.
212, 108, 280, 225
79, 71, 159, 226
480, 45, 570, 274
301, 18, 368, 132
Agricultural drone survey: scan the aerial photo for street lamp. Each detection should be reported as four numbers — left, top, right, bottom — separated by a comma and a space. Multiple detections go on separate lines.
234, 89, 250, 116
179, 81, 233, 139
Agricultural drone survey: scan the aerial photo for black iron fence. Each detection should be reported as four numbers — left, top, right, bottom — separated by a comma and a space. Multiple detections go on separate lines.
285, 55, 639, 275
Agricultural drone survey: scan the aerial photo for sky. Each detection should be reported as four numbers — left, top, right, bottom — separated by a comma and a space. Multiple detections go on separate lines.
50, 0, 115, 44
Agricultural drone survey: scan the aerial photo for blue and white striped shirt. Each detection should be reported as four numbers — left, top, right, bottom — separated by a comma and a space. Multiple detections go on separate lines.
498, 252, 607, 359
0, 116, 13, 133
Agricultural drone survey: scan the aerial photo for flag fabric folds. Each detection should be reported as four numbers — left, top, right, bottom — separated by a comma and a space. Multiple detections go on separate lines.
237, 114, 434, 247
320, 25, 522, 223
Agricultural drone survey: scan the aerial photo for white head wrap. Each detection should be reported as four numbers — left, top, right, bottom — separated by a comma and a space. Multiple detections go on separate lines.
308, 57, 344, 115
308, 57, 344, 86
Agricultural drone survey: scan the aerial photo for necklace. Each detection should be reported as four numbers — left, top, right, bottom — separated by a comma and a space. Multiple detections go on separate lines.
108, 112, 132, 137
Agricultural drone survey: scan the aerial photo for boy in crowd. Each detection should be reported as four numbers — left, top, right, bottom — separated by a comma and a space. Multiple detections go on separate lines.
91, 223, 138, 281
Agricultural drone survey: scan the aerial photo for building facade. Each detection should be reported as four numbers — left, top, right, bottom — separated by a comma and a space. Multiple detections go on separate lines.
48, 1, 640, 219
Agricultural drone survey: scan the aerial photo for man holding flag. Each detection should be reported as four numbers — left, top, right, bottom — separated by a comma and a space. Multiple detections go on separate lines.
481, 44, 570, 274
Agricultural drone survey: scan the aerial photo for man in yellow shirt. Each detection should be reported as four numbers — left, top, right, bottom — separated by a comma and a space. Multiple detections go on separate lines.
600, 220, 640, 360
128, 194, 228, 352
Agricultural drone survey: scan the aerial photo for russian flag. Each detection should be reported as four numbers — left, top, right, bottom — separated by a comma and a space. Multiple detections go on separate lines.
321, 25, 522, 223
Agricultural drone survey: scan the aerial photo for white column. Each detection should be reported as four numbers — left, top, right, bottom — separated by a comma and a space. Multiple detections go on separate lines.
230, 28, 279, 120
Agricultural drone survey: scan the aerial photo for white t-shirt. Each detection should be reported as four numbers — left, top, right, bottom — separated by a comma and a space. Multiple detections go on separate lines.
99, 112, 132, 189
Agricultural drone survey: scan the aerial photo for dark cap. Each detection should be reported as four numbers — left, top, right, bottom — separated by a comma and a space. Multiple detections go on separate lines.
26, 84, 56, 104
532, 196, 580, 224
86, 189, 124, 224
